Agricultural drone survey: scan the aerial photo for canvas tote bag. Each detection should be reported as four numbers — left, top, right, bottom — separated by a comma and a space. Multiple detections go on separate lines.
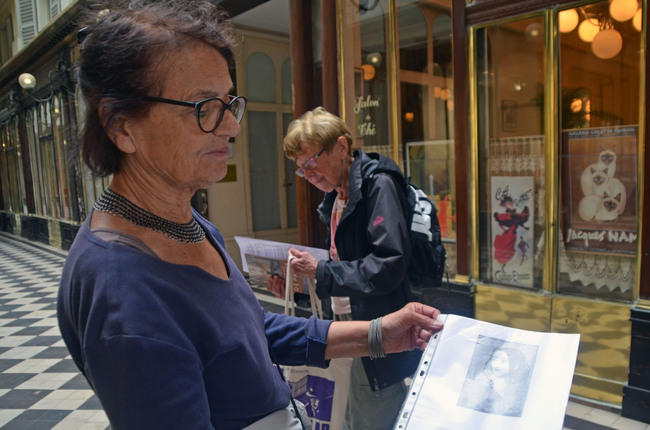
282, 255, 352, 430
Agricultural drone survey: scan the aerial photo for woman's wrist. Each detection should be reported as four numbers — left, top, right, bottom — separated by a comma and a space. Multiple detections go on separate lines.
368, 317, 386, 360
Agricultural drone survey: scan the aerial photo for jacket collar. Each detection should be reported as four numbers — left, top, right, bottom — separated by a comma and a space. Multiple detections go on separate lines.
318, 149, 378, 223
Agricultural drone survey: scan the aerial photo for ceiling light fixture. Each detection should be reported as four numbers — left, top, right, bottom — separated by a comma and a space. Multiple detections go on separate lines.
592, 28, 623, 58
561, 1, 641, 60
559, 9, 580, 32
18, 73, 36, 89
609, 0, 638, 21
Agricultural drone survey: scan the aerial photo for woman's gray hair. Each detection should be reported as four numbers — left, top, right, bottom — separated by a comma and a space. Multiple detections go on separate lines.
75, 0, 237, 177
283, 107, 354, 160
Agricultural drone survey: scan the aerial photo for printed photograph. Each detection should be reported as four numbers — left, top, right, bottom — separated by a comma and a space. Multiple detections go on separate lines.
457, 335, 538, 417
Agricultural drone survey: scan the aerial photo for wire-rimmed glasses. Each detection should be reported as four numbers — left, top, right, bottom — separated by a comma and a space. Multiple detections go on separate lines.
143, 95, 247, 133
295, 147, 326, 178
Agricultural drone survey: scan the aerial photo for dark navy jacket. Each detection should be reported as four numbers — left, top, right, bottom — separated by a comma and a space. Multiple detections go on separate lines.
315, 149, 421, 391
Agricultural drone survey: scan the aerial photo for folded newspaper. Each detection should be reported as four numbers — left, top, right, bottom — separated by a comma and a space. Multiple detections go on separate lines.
395, 314, 580, 430
234, 236, 329, 293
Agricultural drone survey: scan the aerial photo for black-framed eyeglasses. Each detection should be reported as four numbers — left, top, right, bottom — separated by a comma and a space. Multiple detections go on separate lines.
143, 95, 247, 133
295, 147, 326, 178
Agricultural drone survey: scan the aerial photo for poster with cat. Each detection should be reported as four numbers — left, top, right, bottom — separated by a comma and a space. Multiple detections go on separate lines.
562, 126, 637, 255
490, 176, 534, 288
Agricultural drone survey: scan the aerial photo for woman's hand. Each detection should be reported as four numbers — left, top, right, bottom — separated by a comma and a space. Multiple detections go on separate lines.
324, 302, 444, 359
266, 275, 285, 298
382, 302, 444, 353
288, 248, 319, 279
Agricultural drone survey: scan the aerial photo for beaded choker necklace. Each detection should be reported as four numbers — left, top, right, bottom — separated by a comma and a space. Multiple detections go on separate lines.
93, 187, 206, 243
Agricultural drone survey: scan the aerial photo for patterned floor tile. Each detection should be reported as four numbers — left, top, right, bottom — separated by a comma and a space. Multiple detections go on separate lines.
2, 232, 649, 430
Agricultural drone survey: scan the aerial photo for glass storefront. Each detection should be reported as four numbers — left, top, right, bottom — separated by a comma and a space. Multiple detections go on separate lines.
244, 38, 296, 233
343, 0, 391, 153
341, 0, 457, 276
75, 86, 109, 218
475, 15, 546, 290
557, 0, 642, 302
473, 2, 642, 301
24, 94, 75, 221
0, 118, 26, 213
469, 1, 643, 404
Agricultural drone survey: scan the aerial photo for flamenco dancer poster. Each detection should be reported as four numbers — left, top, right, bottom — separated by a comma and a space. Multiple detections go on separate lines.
491, 177, 534, 288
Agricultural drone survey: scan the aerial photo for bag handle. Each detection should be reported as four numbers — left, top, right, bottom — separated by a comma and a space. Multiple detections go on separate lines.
285, 254, 323, 319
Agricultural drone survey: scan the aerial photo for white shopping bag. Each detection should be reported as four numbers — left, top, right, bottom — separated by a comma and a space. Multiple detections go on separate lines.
282, 255, 352, 430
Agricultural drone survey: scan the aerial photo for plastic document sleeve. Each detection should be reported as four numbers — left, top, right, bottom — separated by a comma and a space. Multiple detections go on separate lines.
394, 314, 580, 430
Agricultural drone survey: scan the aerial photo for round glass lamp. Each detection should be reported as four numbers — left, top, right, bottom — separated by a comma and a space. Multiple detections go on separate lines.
18, 73, 36, 89
609, 0, 637, 22
360, 64, 375, 81
591, 28, 623, 59
633, 8, 642, 31
559, 9, 579, 33
578, 19, 600, 42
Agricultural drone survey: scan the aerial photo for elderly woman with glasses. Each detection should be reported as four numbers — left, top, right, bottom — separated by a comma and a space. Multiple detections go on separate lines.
57, 1, 443, 429
282, 107, 423, 430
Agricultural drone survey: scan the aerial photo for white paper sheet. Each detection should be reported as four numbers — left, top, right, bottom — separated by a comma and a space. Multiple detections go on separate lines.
234, 236, 329, 273
395, 315, 580, 430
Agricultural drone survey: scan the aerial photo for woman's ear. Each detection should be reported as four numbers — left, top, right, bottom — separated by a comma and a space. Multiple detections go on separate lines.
335, 135, 349, 159
98, 102, 136, 154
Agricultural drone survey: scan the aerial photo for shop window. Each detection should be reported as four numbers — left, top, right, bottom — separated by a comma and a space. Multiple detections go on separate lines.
246, 53, 275, 103
73, 85, 109, 218
283, 112, 297, 228
281, 58, 292, 105
557, 0, 642, 301
245, 45, 295, 233
398, 0, 456, 276
0, 119, 26, 213
51, 94, 73, 220
25, 95, 74, 221
249, 111, 280, 230
37, 101, 59, 218
398, 5, 428, 73
281, 61, 297, 227
25, 106, 45, 215
342, 0, 390, 156
475, 16, 546, 290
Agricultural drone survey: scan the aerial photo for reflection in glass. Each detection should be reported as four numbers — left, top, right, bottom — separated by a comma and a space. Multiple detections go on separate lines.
52, 95, 73, 221
283, 112, 297, 228
26, 107, 46, 216
246, 53, 276, 103
476, 16, 545, 289
76, 88, 111, 219
344, 0, 389, 153
557, 0, 641, 301
0, 120, 26, 213
249, 111, 280, 231
397, 0, 456, 276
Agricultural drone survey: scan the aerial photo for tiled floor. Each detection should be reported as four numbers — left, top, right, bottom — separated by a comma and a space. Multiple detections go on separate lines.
0, 233, 108, 429
0, 231, 648, 429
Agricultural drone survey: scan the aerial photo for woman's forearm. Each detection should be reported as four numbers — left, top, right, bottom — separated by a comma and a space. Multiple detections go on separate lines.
324, 321, 372, 359
322, 303, 444, 360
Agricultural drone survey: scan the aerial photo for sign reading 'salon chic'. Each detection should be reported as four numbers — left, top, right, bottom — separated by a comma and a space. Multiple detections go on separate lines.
355, 95, 380, 137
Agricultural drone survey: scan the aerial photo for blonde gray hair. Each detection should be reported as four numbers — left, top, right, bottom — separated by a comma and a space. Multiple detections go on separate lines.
284, 107, 353, 159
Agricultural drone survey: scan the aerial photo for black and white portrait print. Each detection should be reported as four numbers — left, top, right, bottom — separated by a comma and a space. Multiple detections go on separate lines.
457, 335, 538, 417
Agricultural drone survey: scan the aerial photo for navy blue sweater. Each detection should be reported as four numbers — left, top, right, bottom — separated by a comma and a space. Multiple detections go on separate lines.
57, 209, 332, 429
